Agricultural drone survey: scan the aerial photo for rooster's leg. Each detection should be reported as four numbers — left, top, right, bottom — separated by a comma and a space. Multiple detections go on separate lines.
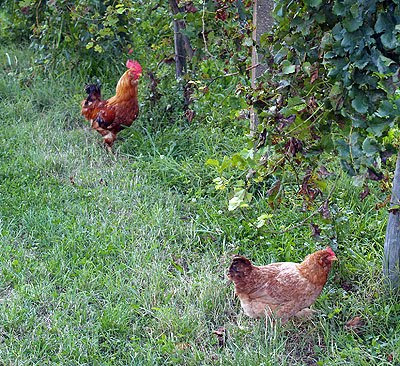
103, 131, 116, 153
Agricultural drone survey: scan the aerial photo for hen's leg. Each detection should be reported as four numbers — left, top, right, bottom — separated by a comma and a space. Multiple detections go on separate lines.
274, 302, 306, 324
295, 308, 316, 319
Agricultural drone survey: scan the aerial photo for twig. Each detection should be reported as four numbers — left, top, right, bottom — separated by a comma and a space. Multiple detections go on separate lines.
35, 0, 42, 28
348, 125, 355, 168
285, 155, 301, 187
202, 2, 214, 58
285, 103, 323, 136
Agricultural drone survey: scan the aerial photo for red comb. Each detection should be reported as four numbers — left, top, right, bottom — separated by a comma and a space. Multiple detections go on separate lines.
326, 247, 336, 257
126, 59, 142, 76
126, 59, 137, 68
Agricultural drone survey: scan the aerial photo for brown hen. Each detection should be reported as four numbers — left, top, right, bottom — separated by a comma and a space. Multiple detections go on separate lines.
228, 247, 337, 323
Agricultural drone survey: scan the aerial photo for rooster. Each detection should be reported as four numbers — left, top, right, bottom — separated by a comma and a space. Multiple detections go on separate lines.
228, 247, 337, 323
81, 59, 142, 150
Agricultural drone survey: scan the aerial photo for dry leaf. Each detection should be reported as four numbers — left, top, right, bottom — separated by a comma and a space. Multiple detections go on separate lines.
310, 68, 319, 83
320, 201, 331, 219
185, 109, 195, 123
375, 195, 391, 210
318, 166, 332, 179
176, 342, 191, 350
212, 327, 227, 348
360, 185, 370, 201
310, 223, 321, 238
345, 316, 364, 333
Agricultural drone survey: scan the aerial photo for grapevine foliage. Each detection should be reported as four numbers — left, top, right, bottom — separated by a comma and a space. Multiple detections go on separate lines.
213, 0, 400, 212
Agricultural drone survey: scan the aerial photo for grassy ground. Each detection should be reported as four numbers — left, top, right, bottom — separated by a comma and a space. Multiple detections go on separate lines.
0, 48, 399, 365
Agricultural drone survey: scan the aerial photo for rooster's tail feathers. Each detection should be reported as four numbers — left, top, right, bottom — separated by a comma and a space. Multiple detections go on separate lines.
84, 82, 101, 96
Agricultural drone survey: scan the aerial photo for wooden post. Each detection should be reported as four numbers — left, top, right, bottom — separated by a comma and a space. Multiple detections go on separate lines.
169, 0, 194, 79
250, 0, 275, 135
169, 0, 194, 109
384, 150, 400, 289
173, 20, 186, 79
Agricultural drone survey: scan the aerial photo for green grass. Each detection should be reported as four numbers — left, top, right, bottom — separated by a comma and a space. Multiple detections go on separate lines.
0, 47, 399, 365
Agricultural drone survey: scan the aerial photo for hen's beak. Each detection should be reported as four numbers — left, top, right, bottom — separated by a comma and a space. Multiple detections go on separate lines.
331, 255, 338, 261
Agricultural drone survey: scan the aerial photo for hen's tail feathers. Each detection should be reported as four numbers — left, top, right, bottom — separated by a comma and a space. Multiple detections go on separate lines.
228, 256, 253, 280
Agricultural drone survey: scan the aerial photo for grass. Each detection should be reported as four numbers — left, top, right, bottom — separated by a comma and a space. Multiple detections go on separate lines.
0, 47, 400, 365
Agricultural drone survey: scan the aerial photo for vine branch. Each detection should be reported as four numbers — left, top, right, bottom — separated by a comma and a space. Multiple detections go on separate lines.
265, 176, 338, 235
206, 63, 260, 88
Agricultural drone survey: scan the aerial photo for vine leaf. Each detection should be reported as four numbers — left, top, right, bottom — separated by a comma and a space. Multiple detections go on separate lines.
282, 60, 296, 74
351, 92, 369, 114
362, 138, 380, 157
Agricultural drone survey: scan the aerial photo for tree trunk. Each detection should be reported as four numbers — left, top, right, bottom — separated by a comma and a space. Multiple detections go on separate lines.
250, 0, 275, 135
383, 150, 400, 289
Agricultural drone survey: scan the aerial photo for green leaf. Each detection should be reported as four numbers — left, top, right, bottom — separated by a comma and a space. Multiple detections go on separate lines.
351, 117, 366, 128
231, 154, 246, 168
171, 261, 184, 273
367, 121, 390, 137
375, 13, 391, 33
205, 159, 220, 168
376, 100, 396, 118
329, 82, 344, 110
260, 33, 271, 48
281, 60, 296, 74
94, 44, 103, 53
389, 205, 400, 212
254, 214, 273, 228
351, 92, 369, 114
342, 17, 363, 32
274, 47, 288, 63
304, 0, 322, 7
336, 139, 350, 158
381, 32, 396, 49
302, 62, 312, 76
329, 82, 342, 97
352, 175, 364, 187
333, 2, 346, 16
228, 189, 246, 211
380, 55, 395, 67
362, 138, 380, 157
243, 38, 253, 47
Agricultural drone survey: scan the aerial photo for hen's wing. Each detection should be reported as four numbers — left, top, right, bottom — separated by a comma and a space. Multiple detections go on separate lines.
246, 263, 303, 304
